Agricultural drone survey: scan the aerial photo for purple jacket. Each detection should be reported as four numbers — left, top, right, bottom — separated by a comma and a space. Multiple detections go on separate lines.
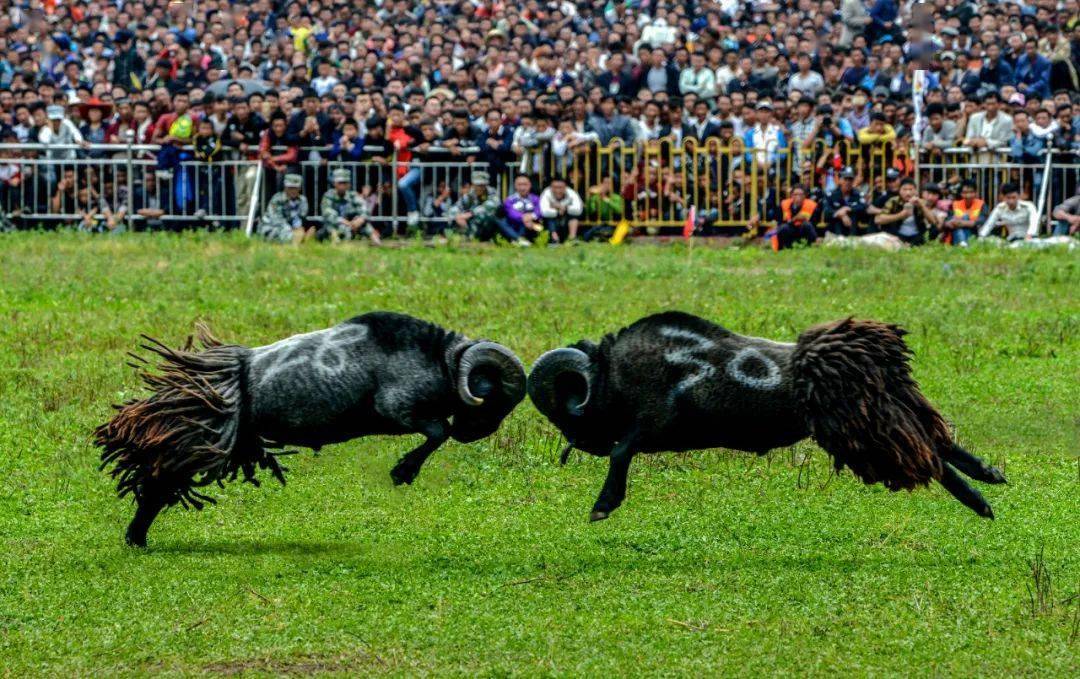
504, 192, 541, 226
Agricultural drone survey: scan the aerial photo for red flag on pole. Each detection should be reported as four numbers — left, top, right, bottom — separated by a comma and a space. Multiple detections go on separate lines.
682, 205, 696, 241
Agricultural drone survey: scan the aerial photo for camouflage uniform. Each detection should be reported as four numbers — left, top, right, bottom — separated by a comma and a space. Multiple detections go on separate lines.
320, 188, 372, 240
258, 192, 309, 242
448, 188, 502, 239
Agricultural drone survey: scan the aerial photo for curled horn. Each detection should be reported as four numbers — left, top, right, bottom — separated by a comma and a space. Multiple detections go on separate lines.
456, 341, 526, 407
527, 348, 592, 418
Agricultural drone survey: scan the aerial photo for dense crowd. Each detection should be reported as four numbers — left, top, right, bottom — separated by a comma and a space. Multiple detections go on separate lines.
0, 1, 1077, 244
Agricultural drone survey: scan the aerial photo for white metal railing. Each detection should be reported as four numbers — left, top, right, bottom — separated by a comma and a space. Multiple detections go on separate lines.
916, 148, 1078, 235
0, 144, 488, 234
0, 142, 1075, 237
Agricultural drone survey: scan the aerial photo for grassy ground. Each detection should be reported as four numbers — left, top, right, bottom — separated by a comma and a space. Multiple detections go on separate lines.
0, 233, 1077, 677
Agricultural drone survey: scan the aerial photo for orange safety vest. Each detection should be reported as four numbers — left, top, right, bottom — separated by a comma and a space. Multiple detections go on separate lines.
781, 198, 818, 225
951, 198, 984, 221
943, 198, 984, 244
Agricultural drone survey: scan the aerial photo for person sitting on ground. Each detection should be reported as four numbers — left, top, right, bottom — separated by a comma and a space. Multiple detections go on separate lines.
258, 173, 310, 244
875, 177, 936, 246
824, 167, 868, 235
767, 184, 821, 251
539, 176, 584, 244
920, 182, 951, 228
866, 167, 902, 224
1050, 191, 1080, 236
75, 183, 119, 233
978, 182, 1039, 241
448, 171, 503, 241
501, 174, 542, 246
584, 177, 625, 241
940, 180, 987, 246
320, 168, 379, 244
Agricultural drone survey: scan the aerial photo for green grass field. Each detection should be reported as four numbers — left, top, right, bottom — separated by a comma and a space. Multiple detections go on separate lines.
0, 233, 1077, 677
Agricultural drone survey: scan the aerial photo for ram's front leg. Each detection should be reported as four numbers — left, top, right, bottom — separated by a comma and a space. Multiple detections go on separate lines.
390, 420, 450, 486
590, 432, 637, 522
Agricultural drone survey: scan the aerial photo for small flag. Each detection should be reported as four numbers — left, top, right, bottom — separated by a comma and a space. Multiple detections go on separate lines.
609, 218, 631, 245
682, 205, 696, 241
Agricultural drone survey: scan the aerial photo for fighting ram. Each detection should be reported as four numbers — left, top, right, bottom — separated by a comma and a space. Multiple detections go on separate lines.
527, 311, 1006, 522
96, 312, 525, 547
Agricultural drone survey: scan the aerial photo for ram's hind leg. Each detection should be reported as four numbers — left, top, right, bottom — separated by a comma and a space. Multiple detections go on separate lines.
937, 463, 995, 519
390, 420, 450, 486
125, 489, 169, 548
941, 444, 1007, 484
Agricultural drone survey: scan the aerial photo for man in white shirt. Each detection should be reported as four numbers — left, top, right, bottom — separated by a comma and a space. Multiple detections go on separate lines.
979, 182, 1039, 241
38, 105, 89, 161
715, 50, 740, 94
539, 176, 584, 244
743, 102, 787, 166
787, 53, 825, 99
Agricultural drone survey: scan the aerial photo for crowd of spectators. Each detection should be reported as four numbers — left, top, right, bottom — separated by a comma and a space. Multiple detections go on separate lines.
0, 0, 1077, 243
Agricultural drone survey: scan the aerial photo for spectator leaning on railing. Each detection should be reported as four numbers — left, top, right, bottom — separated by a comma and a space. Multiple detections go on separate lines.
961, 93, 1014, 161
921, 103, 957, 157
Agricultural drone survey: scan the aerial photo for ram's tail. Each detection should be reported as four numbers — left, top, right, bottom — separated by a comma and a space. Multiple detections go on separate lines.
792, 318, 1004, 518
94, 326, 285, 545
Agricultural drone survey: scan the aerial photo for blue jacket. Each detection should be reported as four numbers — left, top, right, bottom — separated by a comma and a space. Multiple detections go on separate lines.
1010, 131, 1045, 164
979, 59, 1014, 88
870, 0, 898, 28
1014, 54, 1051, 99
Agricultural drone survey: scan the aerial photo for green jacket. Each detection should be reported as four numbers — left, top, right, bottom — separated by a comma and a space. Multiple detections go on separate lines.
586, 192, 625, 222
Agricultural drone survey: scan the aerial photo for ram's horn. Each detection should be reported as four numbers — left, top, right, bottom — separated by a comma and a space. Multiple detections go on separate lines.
456, 341, 526, 407
527, 348, 593, 418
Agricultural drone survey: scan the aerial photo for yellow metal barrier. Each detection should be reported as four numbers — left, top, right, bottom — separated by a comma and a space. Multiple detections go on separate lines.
519, 137, 902, 235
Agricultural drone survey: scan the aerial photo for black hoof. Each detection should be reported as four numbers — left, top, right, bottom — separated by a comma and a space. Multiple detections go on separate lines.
987, 467, 1008, 484
589, 510, 610, 522
125, 531, 148, 548
390, 466, 417, 486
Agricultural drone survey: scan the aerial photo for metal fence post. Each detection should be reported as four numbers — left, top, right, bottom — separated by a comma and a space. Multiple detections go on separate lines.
125, 131, 136, 233
245, 163, 263, 237
390, 149, 399, 231
1034, 148, 1054, 236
